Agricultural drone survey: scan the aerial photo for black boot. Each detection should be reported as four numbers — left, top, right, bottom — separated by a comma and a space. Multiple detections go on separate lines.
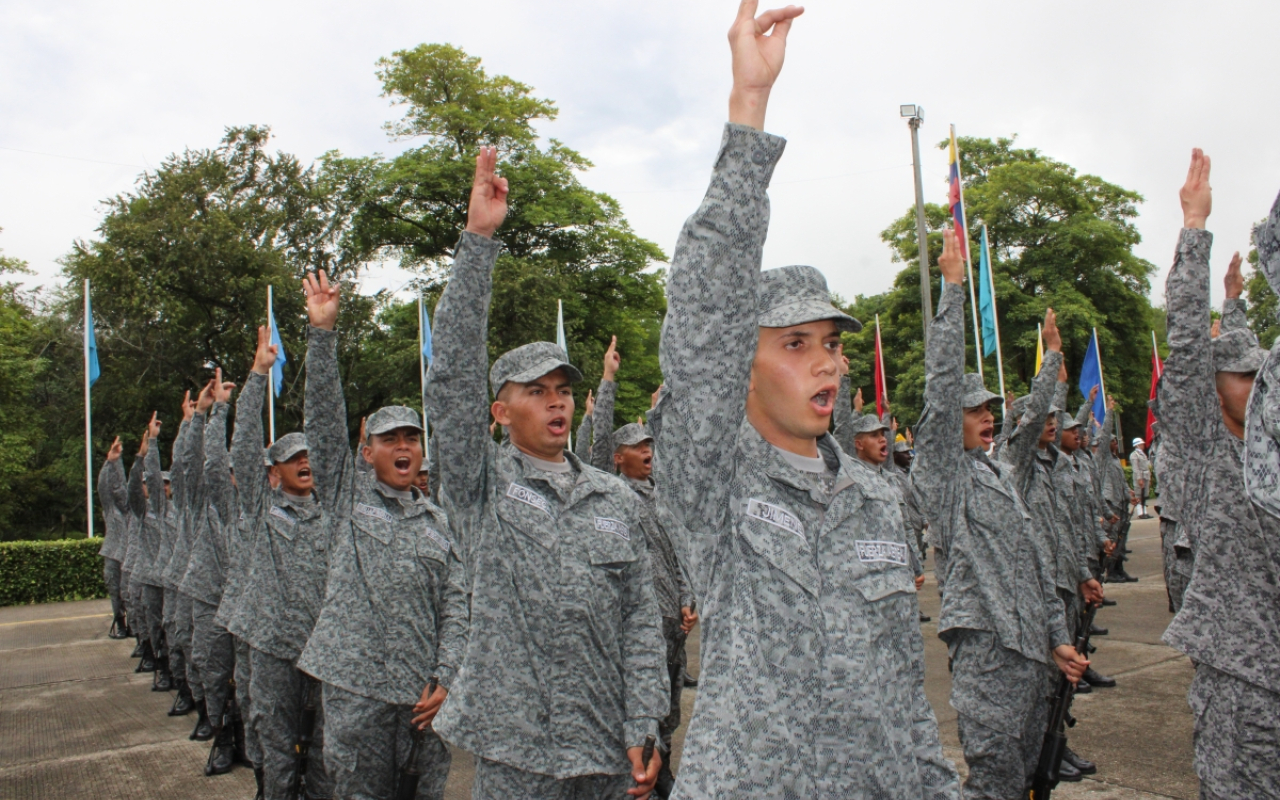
108, 615, 129, 640
204, 722, 236, 776
682, 668, 698, 688
1057, 755, 1083, 781
1102, 598, 1117, 607
135, 640, 156, 673
232, 705, 249, 765
130, 636, 144, 658
253, 766, 264, 800
1089, 623, 1109, 637
1063, 747, 1097, 775
190, 699, 214, 741
1074, 679, 1092, 695
1084, 667, 1116, 688
152, 653, 173, 692
918, 610, 932, 622
169, 678, 195, 716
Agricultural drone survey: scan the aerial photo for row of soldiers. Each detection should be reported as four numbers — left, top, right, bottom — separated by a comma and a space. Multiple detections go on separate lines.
91, 5, 1277, 799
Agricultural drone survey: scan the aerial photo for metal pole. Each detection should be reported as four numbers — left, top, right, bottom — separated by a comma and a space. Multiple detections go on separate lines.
419, 293, 429, 460
984, 224, 1007, 399
267, 285, 275, 443
952, 124, 983, 379
909, 117, 933, 343
84, 279, 94, 539
1151, 329, 1162, 379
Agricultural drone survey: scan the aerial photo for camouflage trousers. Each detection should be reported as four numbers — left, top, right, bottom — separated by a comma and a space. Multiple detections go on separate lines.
1160, 519, 1192, 613
249, 648, 331, 800
125, 571, 146, 644
141, 584, 166, 658
1188, 664, 1280, 800
163, 588, 197, 699
948, 629, 1047, 800
103, 558, 123, 621
191, 599, 235, 722
321, 683, 451, 800
234, 637, 262, 769
471, 758, 632, 800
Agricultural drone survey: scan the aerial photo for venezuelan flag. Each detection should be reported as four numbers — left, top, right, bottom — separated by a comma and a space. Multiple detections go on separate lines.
948, 127, 969, 261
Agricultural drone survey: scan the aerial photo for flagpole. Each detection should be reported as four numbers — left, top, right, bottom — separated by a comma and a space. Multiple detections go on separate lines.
875, 314, 887, 417
419, 293, 429, 459
1036, 323, 1044, 375
557, 300, 571, 452
952, 124, 983, 379
982, 224, 1007, 399
267, 286, 275, 443
1151, 330, 1163, 379
84, 279, 94, 539
1093, 328, 1107, 407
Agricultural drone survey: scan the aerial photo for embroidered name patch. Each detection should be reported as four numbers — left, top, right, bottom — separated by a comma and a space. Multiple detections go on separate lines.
424, 526, 451, 552
356, 503, 394, 523
855, 540, 909, 566
269, 506, 295, 525
506, 483, 551, 515
746, 499, 805, 540
595, 517, 630, 540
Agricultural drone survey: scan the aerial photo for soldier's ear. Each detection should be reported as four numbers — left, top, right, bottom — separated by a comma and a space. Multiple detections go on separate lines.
491, 400, 512, 427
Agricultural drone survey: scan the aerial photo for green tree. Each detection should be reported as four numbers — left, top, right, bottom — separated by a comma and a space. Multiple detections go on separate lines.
850, 136, 1158, 439
0, 237, 50, 537
1243, 220, 1279, 348
333, 44, 667, 430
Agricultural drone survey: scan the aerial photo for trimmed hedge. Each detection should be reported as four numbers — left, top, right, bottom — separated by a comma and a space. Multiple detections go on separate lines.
0, 538, 107, 606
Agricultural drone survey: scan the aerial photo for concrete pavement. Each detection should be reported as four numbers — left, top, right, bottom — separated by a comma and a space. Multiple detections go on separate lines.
0, 515, 1196, 798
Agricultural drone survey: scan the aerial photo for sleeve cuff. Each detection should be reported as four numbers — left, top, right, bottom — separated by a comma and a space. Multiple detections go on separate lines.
718, 123, 787, 188
624, 717, 660, 750
433, 664, 458, 691
1048, 624, 1071, 651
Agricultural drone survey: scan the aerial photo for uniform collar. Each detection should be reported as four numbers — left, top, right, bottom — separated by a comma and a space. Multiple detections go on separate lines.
738, 420, 856, 503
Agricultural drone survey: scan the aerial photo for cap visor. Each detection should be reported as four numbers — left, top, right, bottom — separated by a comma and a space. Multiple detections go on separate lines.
759, 299, 861, 333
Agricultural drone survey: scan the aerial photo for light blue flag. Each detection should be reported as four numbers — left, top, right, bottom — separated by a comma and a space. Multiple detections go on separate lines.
978, 227, 998, 358
86, 290, 101, 387
421, 300, 433, 362
269, 306, 287, 397
1079, 329, 1106, 423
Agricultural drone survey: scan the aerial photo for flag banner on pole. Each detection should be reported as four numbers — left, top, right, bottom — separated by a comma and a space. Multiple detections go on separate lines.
977, 227, 997, 357
420, 300, 433, 363
874, 315, 888, 418
948, 131, 969, 261
1035, 323, 1044, 375
556, 300, 570, 450
1079, 330, 1107, 423
86, 291, 101, 387
269, 301, 287, 398
1146, 335, 1164, 444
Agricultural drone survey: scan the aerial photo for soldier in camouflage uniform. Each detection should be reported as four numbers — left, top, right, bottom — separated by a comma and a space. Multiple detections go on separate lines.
1161, 151, 1280, 798
98, 437, 131, 639
1129, 439, 1152, 518
121, 437, 151, 672
913, 230, 1088, 799
426, 147, 667, 800
157, 405, 196, 715
138, 413, 176, 693
585, 339, 698, 799
294, 275, 466, 800
648, 8, 958, 797
224, 327, 333, 800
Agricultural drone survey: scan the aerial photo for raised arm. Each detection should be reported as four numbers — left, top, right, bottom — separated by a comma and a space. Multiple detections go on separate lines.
1221, 251, 1247, 332
1004, 321, 1063, 479
205, 370, 236, 525
127, 450, 145, 519
169, 414, 191, 517
143, 413, 164, 518
100, 438, 128, 515
1161, 150, 1218, 450
233, 332, 273, 517
574, 394, 593, 462
831, 372, 856, 455
302, 271, 355, 517
424, 148, 507, 511
187, 388, 211, 516
590, 339, 621, 473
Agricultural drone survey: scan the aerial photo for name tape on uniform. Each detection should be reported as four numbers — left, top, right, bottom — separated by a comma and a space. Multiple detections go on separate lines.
746, 499, 805, 540
855, 540, 908, 566
595, 517, 630, 540
506, 483, 551, 515
356, 503, 395, 523
424, 526, 451, 552
269, 506, 295, 525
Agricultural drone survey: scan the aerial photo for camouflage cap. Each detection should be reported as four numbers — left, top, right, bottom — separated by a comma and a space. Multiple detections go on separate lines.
757, 266, 861, 332
1011, 392, 1061, 420
267, 432, 308, 464
489, 341, 584, 397
1212, 328, 1268, 374
366, 406, 423, 437
1059, 411, 1081, 431
849, 413, 890, 435
893, 440, 912, 453
612, 422, 653, 449
962, 373, 1003, 410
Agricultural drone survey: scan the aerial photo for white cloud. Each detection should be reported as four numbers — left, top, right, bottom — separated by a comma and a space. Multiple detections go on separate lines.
2, 0, 1278, 324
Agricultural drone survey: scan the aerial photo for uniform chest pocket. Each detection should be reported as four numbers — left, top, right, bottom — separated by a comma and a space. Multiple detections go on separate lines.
738, 511, 819, 597
352, 513, 394, 545
415, 526, 451, 567
586, 533, 638, 570
495, 490, 556, 550
849, 557, 916, 602
266, 512, 296, 542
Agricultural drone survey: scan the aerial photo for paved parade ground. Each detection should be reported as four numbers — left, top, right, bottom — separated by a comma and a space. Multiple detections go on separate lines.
0, 515, 1196, 799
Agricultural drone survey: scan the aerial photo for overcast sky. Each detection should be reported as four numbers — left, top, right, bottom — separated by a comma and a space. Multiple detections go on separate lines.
3, 0, 1278, 316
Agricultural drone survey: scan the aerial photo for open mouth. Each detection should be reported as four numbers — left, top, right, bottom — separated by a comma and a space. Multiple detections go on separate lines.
642, 456, 652, 467
980, 425, 994, 445
297, 467, 312, 479
394, 456, 411, 473
810, 387, 835, 415
548, 416, 567, 436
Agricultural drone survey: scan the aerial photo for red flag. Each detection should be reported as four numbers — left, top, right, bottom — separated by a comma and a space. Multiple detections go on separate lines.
874, 315, 888, 417
1146, 339, 1163, 444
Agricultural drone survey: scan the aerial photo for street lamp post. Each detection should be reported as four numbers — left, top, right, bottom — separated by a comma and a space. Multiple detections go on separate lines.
902, 104, 932, 342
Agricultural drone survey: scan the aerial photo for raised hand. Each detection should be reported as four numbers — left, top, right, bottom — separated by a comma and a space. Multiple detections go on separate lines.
1057, 356, 1068, 383
939, 229, 964, 285
602, 336, 620, 381
1089, 385, 1099, 403
838, 354, 850, 376
138, 428, 150, 456
1180, 148, 1211, 230
303, 270, 340, 331
1005, 391, 1015, 411
107, 436, 123, 462
196, 379, 215, 413
853, 387, 864, 414
147, 411, 161, 440
584, 390, 595, 417
464, 146, 509, 239
251, 325, 278, 375
181, 390, 195, 422
1224, 251, 1244, 299
728, 1, 805, 130
1107, 394, 1117, 411
211, 367, 236, 404
1042, 308, 1062, 353
1211, 318, 1222, 338
359, 416, 367, 445
650, 385, 662, 410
